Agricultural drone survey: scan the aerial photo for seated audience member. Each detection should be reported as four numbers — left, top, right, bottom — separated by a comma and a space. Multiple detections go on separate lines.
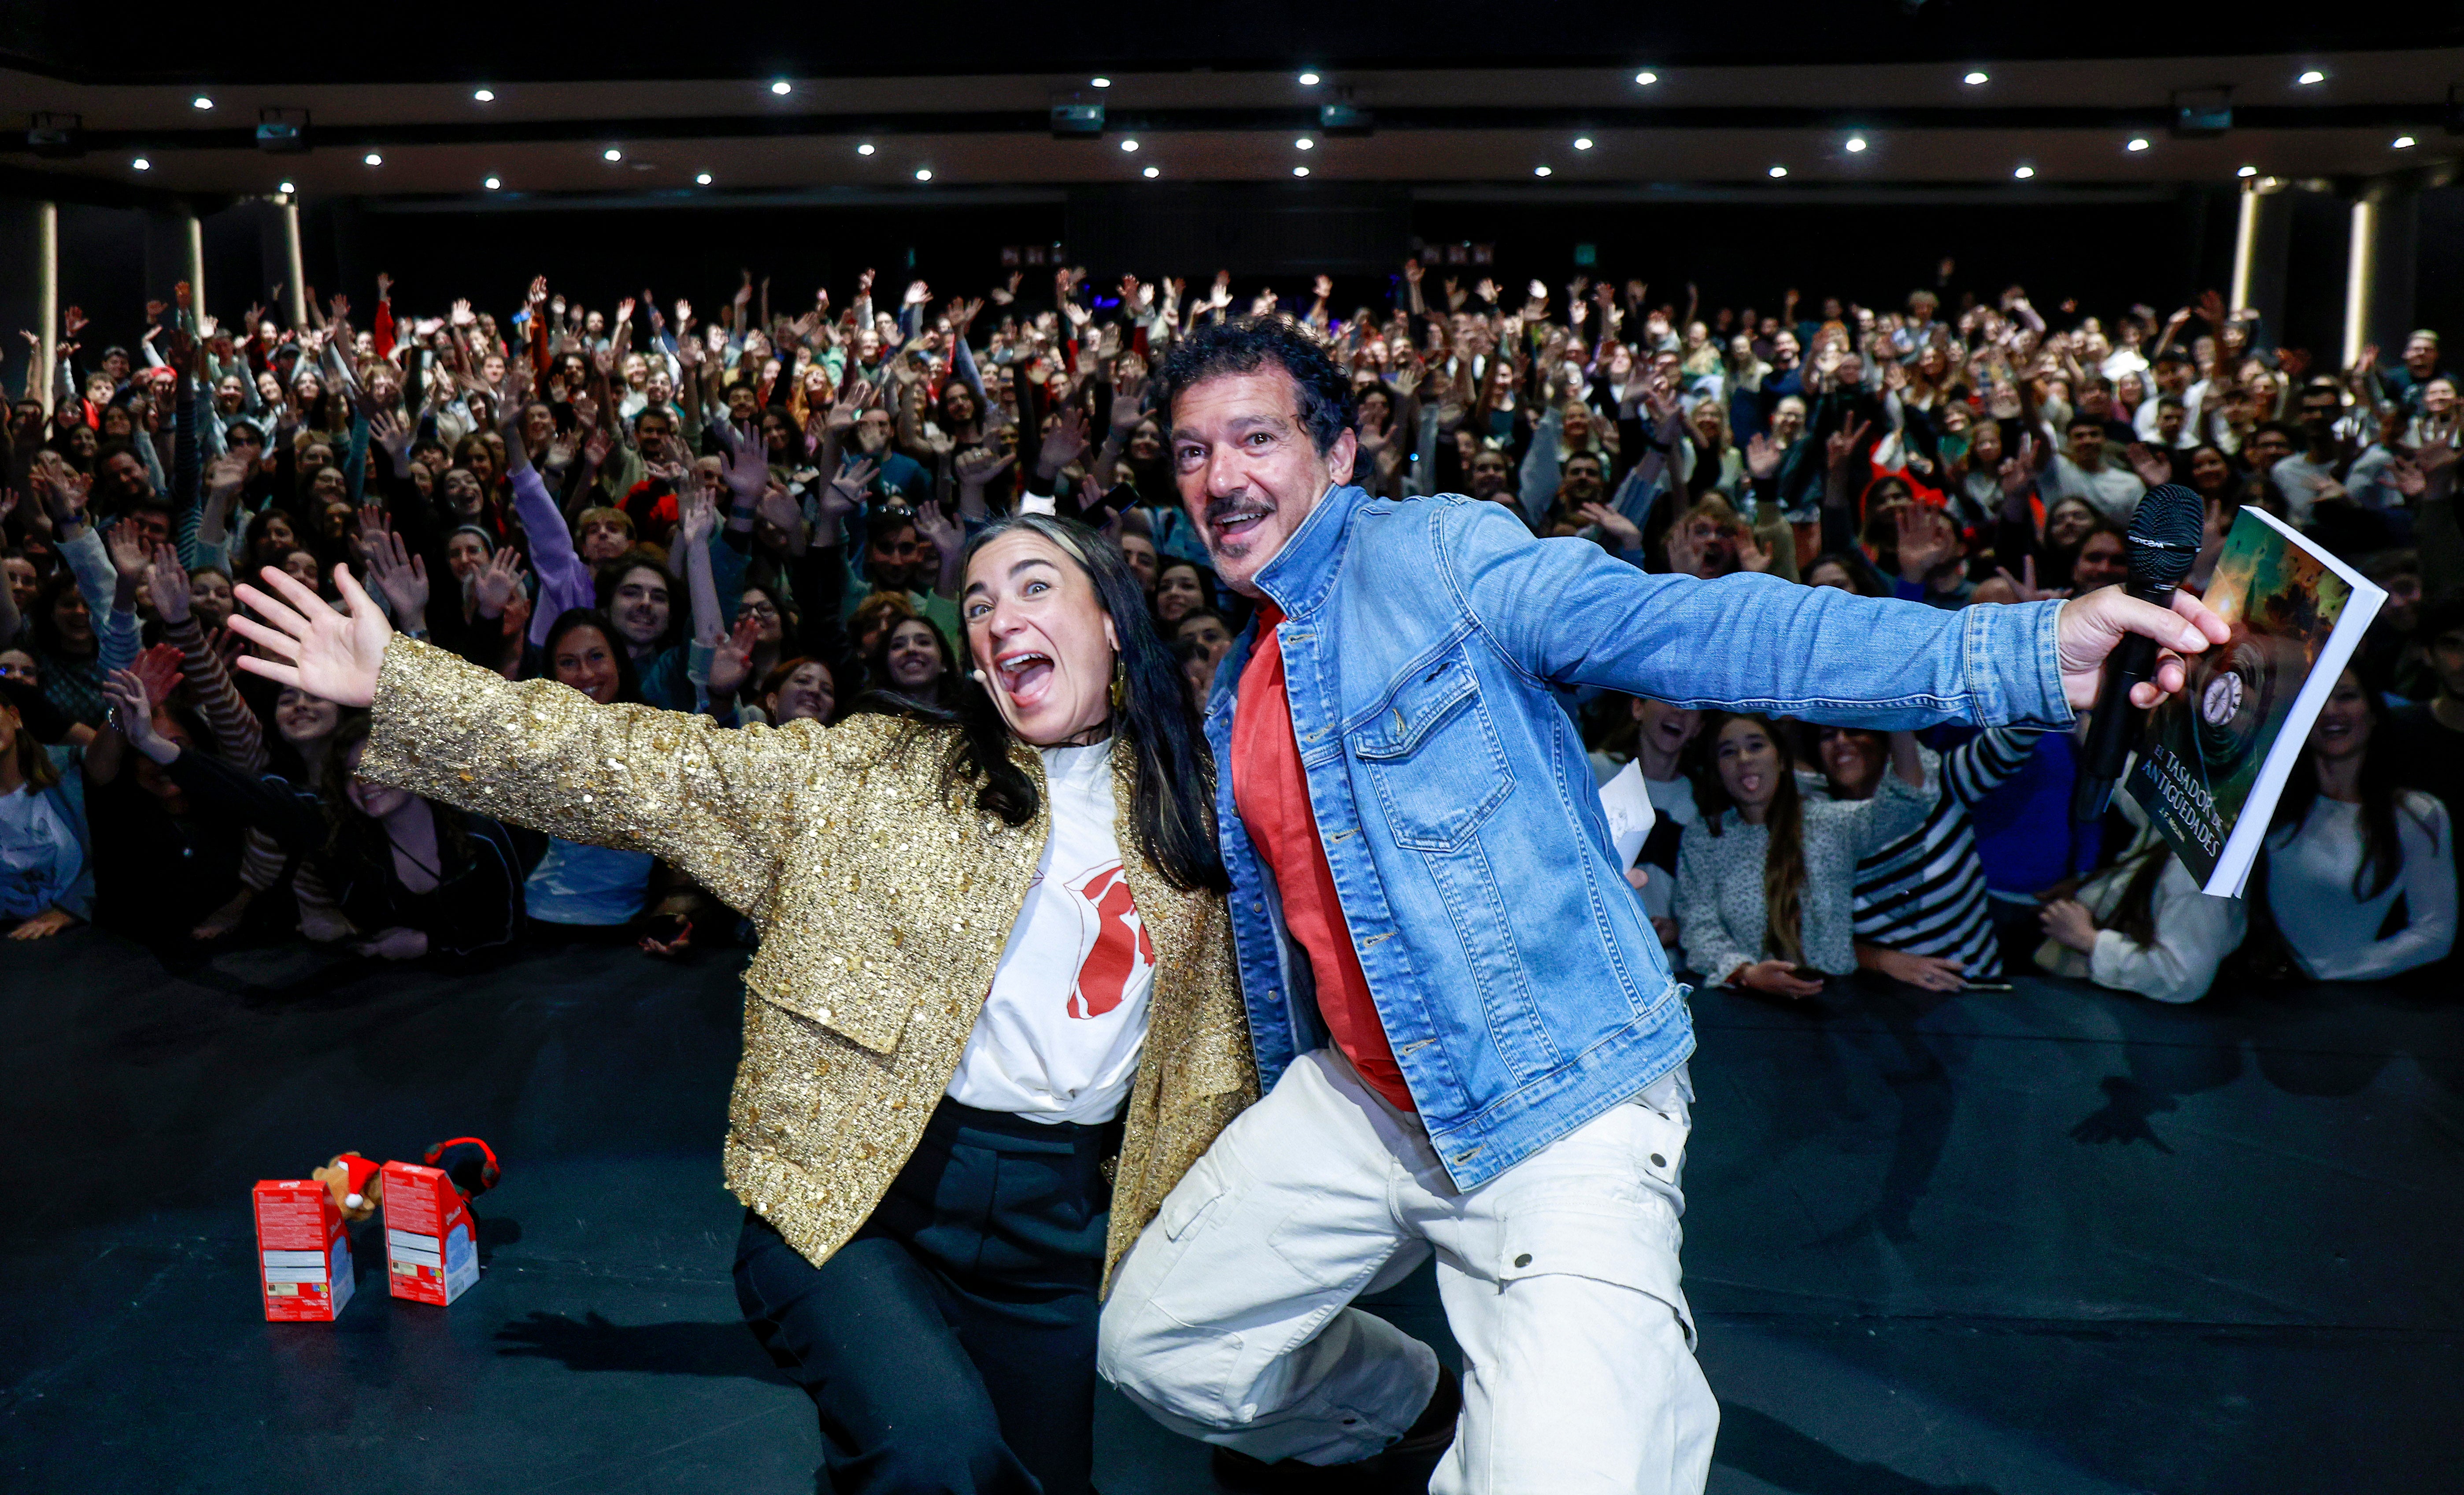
1152, 559, 1215, 630
1676, 713, 1931, 999
861, 614, 959, 713
0, 681, 90, 939
2036, 822, 2245, 1003
755, 656, 838, 728
522, 610, 659, 937
2258, 669, 2455, 981
1591, 697, 1704, 948
1809, 722, 2045, 987
319, 718, 524, 961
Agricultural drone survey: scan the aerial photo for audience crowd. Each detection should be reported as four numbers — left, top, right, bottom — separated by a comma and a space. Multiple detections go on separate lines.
1, 255, 2452, 999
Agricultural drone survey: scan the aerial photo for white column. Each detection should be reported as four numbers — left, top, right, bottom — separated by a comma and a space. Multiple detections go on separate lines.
2229, 185, 2260, 315
281, 198, 307, 329
34, 201, 57, 418
2342, 199, 2377, 371
182, 207, 207, 326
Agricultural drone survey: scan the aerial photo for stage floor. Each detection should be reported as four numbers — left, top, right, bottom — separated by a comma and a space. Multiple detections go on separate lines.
1, 931, 2455, 1493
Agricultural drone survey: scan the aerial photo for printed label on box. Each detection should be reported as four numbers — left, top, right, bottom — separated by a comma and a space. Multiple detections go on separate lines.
253, 1180, 353, 1322
380, 1160, 479, 1306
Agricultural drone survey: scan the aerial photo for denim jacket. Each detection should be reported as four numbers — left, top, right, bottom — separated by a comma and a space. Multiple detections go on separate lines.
1204, 485, 2072, 1189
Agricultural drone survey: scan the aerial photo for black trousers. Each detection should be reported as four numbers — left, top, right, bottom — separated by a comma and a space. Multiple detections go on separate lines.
734, 1097, 1118, 1495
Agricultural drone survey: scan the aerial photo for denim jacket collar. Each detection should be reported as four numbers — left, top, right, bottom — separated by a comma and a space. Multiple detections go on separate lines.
1253, 483, 1367, 620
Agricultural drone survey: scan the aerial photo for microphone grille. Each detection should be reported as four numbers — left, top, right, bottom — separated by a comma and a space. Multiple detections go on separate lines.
2127, 483, 2204, 588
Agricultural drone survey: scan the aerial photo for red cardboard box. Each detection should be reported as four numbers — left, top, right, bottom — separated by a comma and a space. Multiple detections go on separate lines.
380, 1159, 479, 1306
252, 1179, 355, 1322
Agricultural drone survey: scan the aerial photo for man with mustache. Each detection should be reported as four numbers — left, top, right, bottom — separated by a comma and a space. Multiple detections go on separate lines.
1096, 317, 2228, 1495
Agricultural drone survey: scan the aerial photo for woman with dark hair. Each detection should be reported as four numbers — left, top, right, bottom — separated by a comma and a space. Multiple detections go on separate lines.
2253, 668, 2454, 980
230, 511, 1247, 1495
755, 655, 836, 728
862, 613, 959, 712
1801, 550, 1887, 596
1675, 713, 1931, 998
518, 607, 663, 940
1152, 558, 1214, 629
315, 715, 523, 962
2035, 821, 2245, 1003
29, 570, 105, 728
0, 681, 90, 939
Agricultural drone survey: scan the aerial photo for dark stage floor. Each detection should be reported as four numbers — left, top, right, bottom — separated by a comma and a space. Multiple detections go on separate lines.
2, 931, 2457, 1494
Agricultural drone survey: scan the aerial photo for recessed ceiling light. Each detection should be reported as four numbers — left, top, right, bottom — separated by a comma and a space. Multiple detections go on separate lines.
1143, 165, 1160, 178
1091, 76, 1111, 89
473, 88, 495, 103
1768, 164, 1788, 178
1634, 70, 1658, 85
915, 167, 932, 181
277, 179, 294, 193
1534, 165, 1553, 176
484, 175, 502, 190
2237, 164, 2258, 177
1295, 137, 1314, 150
2127, 137, 2151, 152
1121, 139, 1139, 152
363, 152, 382, 167
696, 172, 713, 185
2296, 70, 2325, 85
603, 147, 623, 161
2394, 135, 2418, 149
191, 96, 213, 110
771, 79, 792, 95
2014, 165, 2036, 179
1574, 137, 1593, 150
1963, 70, 1989, 85
857, 142, 875, 155
1845, 136, 1868, 152
1293, 165, 1310, 177
132, 156, 151, 171
1298, 71, 1321, 86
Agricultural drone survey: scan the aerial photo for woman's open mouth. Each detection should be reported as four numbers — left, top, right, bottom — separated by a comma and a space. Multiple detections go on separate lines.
996, 649, 1056, 706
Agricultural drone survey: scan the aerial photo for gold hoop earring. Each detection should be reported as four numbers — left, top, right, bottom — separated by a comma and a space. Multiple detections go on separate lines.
1110, 660, 1128, 712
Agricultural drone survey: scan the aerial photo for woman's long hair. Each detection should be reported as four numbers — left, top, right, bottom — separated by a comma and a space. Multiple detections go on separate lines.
1694, 712, 1809, 965
2268, 671, 2431, 901
931, 513, 1226, 893
860, 614, 961, 714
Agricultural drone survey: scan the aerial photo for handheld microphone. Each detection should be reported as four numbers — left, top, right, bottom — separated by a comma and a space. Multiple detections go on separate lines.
2071, 483, 2204, 822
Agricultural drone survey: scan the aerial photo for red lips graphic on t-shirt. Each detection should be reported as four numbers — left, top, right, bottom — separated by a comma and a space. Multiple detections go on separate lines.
1067, 864, 1153, 1019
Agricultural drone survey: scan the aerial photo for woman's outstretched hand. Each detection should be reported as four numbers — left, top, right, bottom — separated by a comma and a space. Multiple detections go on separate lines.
228, 563, 391, 708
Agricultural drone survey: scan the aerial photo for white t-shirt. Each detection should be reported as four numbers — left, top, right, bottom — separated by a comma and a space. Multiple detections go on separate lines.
2042, 454, 2146, 524
947, 739, 1155, 1125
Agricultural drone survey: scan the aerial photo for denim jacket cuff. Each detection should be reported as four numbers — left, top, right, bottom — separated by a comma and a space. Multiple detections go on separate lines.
1961, 597, 2073, 728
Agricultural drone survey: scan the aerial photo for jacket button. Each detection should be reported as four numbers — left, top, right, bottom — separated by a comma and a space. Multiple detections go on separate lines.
1650, 1153, 1668, 1168
1513, 1253, 1532, 1268
1251, 901, 1263, 913
1268, 989, 1280, 1004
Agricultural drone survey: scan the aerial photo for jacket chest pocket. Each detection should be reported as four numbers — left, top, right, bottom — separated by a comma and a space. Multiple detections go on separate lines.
1349, 648, 1513, 853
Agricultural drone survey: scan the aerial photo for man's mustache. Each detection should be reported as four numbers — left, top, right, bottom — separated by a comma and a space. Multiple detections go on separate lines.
1206, 496, 1272, 527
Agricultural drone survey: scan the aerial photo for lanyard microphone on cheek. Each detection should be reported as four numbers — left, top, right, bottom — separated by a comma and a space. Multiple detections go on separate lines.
2071, 483, 2204, 822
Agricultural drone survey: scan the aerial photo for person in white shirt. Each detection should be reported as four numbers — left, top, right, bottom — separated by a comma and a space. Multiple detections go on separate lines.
2038, 828, 2245, 1003
2260, 670, 2456, 982
2039, 414, 2147, 524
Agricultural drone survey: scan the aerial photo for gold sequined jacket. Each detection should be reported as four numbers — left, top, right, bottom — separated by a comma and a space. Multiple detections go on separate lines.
361, 636, 1256, 1288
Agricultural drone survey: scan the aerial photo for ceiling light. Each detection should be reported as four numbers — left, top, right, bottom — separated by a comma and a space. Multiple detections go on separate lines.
770, 79, 792, 95
695, 172, 713, 185
277, 179, 294, 193
1293, 165, 1310, 177
191, 96, 213, 110
473, 88, 495, 102
1768, 164, 1788, 178
1534, 165, 1552, 176
132, 156, 151, 171
484, 175, 502, 190
1963, 70, 1989, 85
1295, 137, 1314, 150
915, 167, 932, 181
603, 147, 623, 161
2237, 164, 2257, 177
2127, 137, 2151, 152
1121, 139, 1139, 152
1091, 76, 1111, 89
2014, 165, 2036, 179
363, 152, 382, 166
857, 142, 875, 155
2296, 70, 2325, 85
1634, 70, 1658, 85
1574, 137, 1593, 150
2394, 135, 2418, 149
1142, 165, 1159, 178
1298, 71, 1321, 86
1845, 136, 1867, 153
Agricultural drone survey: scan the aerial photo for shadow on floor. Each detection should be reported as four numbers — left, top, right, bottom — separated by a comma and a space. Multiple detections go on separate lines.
1717, 1404, 2000, 1495
494, 1311, 794, 1385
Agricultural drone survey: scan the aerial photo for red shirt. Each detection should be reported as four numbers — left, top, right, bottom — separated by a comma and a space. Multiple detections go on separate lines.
1230, 603, 1416, 1111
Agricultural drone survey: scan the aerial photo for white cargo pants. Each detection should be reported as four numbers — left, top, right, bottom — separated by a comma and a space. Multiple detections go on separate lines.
1097, 1047, 1718, 1495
